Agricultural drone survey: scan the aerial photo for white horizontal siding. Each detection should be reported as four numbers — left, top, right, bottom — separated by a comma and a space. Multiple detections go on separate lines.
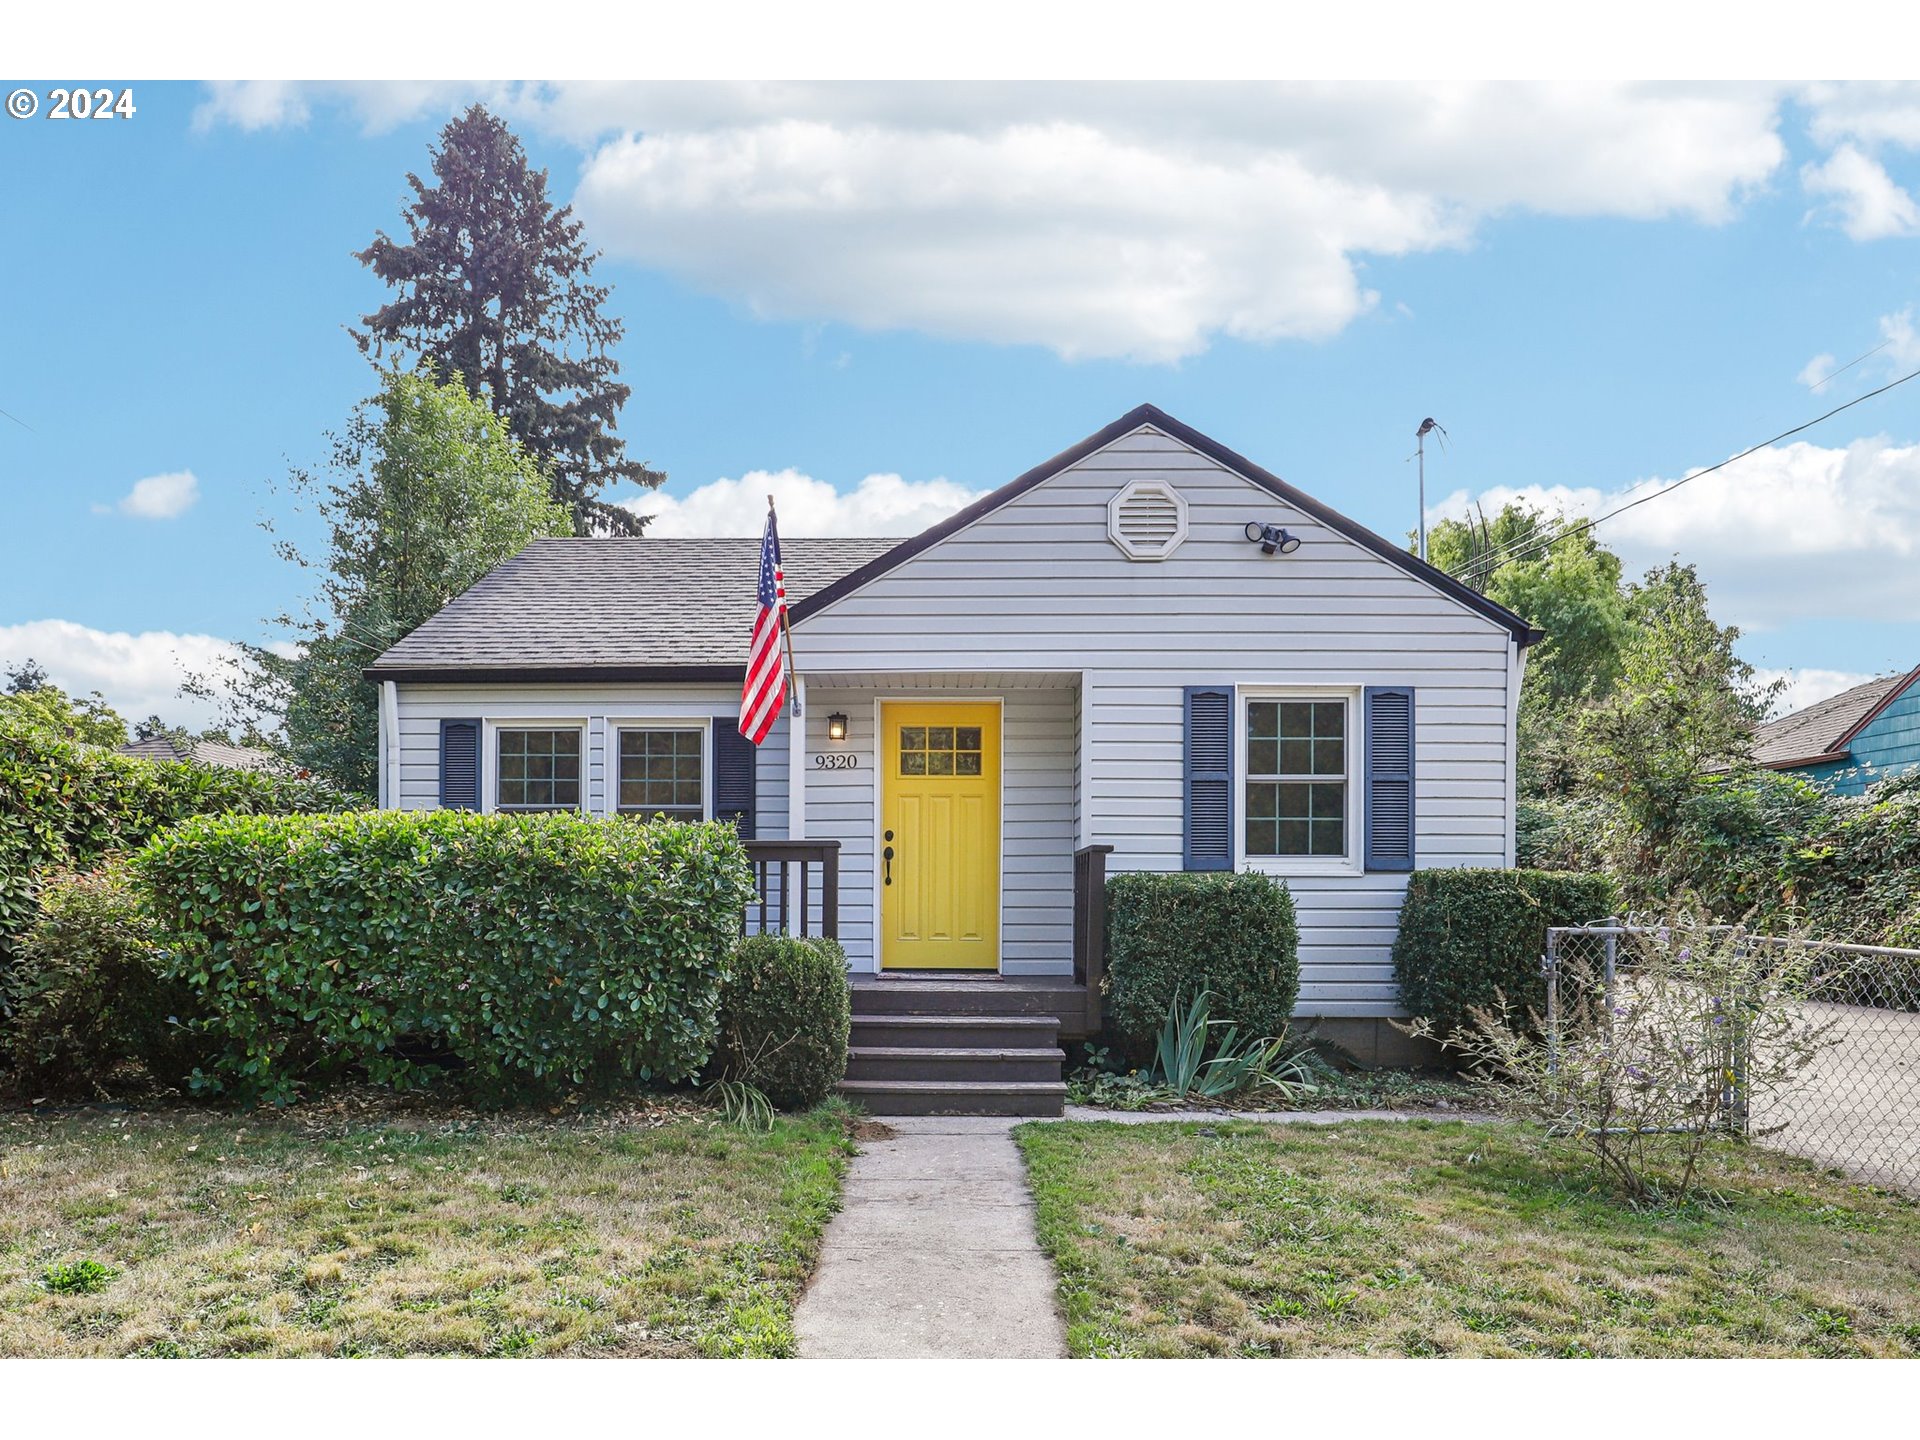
792, 423, 1519, 1015
801, 681, 1078, 976
391, 682, 790, 838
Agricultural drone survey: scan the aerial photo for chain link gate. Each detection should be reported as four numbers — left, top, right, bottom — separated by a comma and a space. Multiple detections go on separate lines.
1545, 923, 1920, 1195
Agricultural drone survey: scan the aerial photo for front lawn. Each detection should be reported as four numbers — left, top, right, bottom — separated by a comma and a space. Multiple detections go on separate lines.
0, 1099, 851, 1357
1016, 1119, 1920, 1357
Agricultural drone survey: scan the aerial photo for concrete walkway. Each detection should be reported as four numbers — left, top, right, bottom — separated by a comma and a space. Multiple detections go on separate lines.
795, 1116, 1066, 1359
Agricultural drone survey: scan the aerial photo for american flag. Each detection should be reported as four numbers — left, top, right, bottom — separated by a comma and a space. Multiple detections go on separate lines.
739, 504, 788, 745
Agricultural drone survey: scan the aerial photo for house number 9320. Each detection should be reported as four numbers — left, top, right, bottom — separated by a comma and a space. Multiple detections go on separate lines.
812, 753, 858, 769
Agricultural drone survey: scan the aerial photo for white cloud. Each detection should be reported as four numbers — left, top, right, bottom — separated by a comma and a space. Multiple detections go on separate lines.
1801, 144, 1920, 240
199, 80, 1786, 362
1803, 82, 1920, 152
98, 470, 199, 520
1427, 432, 1920, 631
1752, 666, 1877, 719
1797, 352, 1837, 389
0, 620, 247, 728
626, 468, 984, 537
192, 81, 475, 135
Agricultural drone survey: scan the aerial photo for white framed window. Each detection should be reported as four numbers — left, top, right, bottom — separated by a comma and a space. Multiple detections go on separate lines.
1238, 689, 1362, 873
613, 725, 708, 822
494, 725, 586, 812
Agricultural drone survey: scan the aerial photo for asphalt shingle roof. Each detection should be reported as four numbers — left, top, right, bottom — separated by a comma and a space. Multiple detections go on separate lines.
1751, 670, 1918, 768
115, 737, 280, 771
368, 537, 902, 677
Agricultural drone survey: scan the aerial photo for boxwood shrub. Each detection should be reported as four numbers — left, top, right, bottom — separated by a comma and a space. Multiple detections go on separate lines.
712, 933, 851, 1109
7, 866, 209, 1097
1391, 867, 1617, 1038
131, 809, 755, 1103
1105, 870, 1301, 1046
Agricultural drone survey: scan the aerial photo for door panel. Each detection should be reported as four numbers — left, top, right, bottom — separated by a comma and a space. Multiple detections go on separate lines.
881, 701, 1000, 970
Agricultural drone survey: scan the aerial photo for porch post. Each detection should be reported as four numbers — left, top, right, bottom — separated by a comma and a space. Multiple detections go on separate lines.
788, 673, 807, 839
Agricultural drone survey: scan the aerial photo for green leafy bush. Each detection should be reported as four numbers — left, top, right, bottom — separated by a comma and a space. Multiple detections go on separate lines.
8, 867, 207, 1096
1392, 867, 1617, 1038
132, 810, 755, 1103
0, 717, 352, 991
712, 934, 850, 1109
40, 1259, 117, 1295
1105, 871, 1300, 1047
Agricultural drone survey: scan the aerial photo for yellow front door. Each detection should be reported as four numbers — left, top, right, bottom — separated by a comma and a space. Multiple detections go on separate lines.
880, 701, 1001, 971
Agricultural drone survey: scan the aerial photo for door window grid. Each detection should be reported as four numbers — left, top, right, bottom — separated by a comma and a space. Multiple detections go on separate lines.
898, 723, 984, 776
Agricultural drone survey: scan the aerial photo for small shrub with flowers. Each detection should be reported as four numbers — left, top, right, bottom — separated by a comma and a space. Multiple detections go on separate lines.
1405, 909, 1839, 1201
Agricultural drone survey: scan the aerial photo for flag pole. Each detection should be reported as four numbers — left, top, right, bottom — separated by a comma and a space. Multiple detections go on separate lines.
770, 494, 802, 717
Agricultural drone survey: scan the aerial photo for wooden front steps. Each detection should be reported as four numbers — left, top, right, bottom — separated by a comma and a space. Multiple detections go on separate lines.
840, 978, 1076, 1117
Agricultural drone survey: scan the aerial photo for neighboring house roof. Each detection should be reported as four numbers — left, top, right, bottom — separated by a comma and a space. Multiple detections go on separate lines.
366, 537, 900, 681
115, 737, 281, 771
1750, 666, 1920, 769
366, 405, 1540, 682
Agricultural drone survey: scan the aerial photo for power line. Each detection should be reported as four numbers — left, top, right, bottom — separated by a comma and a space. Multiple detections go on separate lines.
1445, 362, 1920, 583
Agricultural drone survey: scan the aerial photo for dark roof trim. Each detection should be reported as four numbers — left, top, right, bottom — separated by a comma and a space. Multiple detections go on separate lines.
788, 402, 1542, 646
1761, 751, 1850, 772
1829, 663, 1920, 756
365, 664, 743, 685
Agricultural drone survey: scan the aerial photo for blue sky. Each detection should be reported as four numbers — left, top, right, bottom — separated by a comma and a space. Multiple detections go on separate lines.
3, 80, 1919, 725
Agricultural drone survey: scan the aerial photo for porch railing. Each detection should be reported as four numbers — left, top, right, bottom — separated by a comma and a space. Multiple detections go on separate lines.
742, 840, 841, 941
1072, 843, 1115, 1033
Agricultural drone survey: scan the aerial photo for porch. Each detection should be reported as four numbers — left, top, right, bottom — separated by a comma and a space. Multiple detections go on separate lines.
741, 838, 1111, 1044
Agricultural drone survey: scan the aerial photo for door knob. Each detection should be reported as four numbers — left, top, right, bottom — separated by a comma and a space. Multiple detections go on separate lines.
883, 844, 894, 885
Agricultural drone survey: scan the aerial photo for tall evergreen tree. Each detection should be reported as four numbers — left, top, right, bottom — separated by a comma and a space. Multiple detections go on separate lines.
355, 104, 662, 535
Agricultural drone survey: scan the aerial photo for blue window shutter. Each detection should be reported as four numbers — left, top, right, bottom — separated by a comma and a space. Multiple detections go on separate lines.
439, 719, 480, 810
713, 718, 757, 838
1183, 686, 1234, 871
1364, 686, 1416, 871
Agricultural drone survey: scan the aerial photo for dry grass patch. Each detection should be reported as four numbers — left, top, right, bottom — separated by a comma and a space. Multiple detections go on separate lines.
0, 1097, 852, 1357
1016, 1119, 1920, 1358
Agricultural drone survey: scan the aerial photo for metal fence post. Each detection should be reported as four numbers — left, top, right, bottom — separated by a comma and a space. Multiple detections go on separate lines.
1544, 929, 1560, 1094
1726, 934, 1751, 1137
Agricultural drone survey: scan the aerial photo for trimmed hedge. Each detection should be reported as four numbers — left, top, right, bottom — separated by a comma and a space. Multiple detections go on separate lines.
713, 933, 851, 1109
131, 810, 755, 1103
0, 718, 351, 990
1391, 867, 1617, 1038
7, 867, 208, 1097
1105, 871, 1301, 1046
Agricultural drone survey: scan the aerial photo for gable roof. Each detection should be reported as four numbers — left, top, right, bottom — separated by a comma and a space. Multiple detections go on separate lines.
367, 406, 1539, 683
1750, 666, 1920, 769
789, 404, 1541, 645
366, 536, 898, 681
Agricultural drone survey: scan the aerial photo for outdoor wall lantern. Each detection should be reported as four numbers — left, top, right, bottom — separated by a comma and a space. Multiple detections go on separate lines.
826, 712, 849, 742
1244, 521, 1304, 556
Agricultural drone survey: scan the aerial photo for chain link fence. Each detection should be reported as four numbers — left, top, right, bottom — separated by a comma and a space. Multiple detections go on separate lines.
1545, 923, 1920, 1195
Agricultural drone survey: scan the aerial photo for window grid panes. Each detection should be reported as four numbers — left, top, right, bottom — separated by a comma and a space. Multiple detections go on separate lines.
1245, 700, 1347, 857
496, 728, 582, 812
898, 723, 984, 777
617, 728, 705, 821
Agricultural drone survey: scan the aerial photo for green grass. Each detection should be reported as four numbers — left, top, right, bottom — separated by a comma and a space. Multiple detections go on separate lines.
0, 1099, 852, 1357
1015, 1119, 1920, 1357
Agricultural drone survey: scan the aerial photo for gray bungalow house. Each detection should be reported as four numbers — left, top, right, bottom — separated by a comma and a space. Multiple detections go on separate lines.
366, 405, 1538, 1113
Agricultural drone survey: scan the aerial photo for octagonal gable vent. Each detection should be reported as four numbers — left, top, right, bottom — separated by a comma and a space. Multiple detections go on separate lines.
1108, 479, 1189, 561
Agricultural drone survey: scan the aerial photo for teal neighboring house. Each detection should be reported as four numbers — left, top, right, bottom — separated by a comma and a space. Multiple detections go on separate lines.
1752, 666, 1920, 796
